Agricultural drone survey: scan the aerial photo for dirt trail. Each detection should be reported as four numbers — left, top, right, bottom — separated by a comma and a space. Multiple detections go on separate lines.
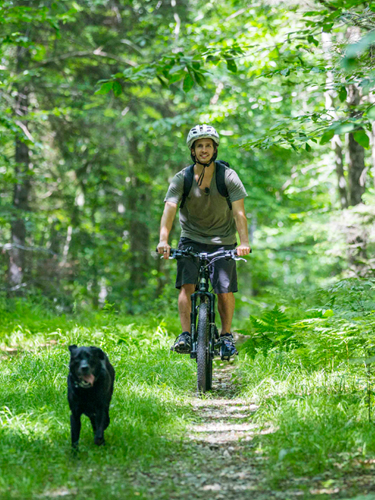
185, 362, 273, 499
128, 356, 375, 499
129, 361, 277, 500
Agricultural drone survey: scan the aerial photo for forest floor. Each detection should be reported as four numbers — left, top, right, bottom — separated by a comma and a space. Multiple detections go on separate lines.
125, 359, 375, 500
2, 306, 375, 500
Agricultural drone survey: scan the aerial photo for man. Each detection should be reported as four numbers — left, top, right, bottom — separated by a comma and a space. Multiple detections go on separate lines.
157, 124, 251, 356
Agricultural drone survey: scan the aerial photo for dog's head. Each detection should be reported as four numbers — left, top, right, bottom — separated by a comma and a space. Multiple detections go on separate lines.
68, 345, 105, 388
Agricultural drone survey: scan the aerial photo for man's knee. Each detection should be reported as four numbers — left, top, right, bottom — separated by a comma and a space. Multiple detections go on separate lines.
179, 284, 195, 296
217, 292, 234, 301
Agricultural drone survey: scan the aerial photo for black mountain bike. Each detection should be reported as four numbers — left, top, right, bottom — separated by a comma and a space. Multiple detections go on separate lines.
168, 247, 247, 393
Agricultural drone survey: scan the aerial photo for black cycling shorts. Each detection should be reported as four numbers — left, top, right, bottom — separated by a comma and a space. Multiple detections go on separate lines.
175, 237, 238, 294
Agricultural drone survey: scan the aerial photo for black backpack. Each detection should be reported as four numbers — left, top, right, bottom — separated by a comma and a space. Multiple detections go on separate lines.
179, 160, 232, 210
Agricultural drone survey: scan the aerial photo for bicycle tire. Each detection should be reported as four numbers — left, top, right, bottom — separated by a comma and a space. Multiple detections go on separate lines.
197, 301, 209, 393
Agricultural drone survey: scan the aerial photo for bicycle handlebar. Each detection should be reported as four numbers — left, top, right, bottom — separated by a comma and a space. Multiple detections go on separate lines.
167, 247, 249, 261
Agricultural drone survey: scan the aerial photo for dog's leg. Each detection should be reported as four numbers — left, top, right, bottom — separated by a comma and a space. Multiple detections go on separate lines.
71, 411, 81, 447
89, 415, 97, 433
104, 408, 110, 430
94, 408, 107, 445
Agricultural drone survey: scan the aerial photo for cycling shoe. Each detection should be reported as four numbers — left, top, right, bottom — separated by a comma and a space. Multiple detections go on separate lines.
219, 333, 238, 360
171, 331, 191, 353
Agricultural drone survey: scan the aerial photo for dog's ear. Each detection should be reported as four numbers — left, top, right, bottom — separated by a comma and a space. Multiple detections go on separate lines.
90, 346, 105, 360
69, 345, 78, 354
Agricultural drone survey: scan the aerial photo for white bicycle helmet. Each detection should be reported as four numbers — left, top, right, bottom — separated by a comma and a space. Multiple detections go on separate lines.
186, 124, 220, 149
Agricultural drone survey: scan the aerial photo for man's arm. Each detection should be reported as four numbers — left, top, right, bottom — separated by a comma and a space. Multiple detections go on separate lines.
157, 201, 178, 259
232, 199, 251, 256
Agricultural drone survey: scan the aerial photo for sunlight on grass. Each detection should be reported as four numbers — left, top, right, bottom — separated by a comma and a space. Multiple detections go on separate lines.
237, 350, 375, 484
0, 307, 195, 499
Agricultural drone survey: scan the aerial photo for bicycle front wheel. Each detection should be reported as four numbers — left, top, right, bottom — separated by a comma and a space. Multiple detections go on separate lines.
197, 301, 210, 393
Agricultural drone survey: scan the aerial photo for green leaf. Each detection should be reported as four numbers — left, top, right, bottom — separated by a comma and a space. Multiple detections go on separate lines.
226, 58, 237, 73
307, 35, 319, 47
367, 106, 375, 120
334, 122, 356, 134
346, 30, 375, 59
157, 76, 168, 88
305, 142, 312, 152
206, 55, 220, 65
342, 30, 375, 69
280, 68, 290, 76
183, 73, 194, 93
169, 64, 185, 75
353, 130, 370, 149
338, 86, 347, 103
320, 130, 334, 145
95, 81, 113, 95
322, 23, 333, 33
112, 81, 122, 97
168, 71, 184, 84
193, 70, 206, 87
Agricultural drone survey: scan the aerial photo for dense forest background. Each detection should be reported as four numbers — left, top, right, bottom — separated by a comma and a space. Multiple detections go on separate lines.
1, 0, 375, 314
4, 2, 375, 497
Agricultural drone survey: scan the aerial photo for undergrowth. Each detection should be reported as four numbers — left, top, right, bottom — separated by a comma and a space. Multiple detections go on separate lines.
236, 277, 375, 485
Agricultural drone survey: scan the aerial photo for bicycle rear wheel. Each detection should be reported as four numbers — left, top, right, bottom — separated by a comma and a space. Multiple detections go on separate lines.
197, 301, 210, 393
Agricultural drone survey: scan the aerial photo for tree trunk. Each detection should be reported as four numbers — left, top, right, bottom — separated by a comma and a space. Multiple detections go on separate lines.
128, 177, 150, 290
8, 46, 31, 289
345, 85, 368, 274
347, 84, 366, 206
332, 135, 348, 209
322, 33, 348, 208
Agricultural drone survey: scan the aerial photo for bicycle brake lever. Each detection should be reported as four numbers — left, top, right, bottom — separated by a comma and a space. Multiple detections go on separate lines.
235, 257, 247, 262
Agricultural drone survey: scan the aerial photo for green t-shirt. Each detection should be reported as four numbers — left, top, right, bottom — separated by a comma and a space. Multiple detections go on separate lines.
164, 165, 248, 245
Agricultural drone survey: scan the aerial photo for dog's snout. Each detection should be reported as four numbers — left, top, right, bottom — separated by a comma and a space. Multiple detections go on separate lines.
80, 363, 90, 373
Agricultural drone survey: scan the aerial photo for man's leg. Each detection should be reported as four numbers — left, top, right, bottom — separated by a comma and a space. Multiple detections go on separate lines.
178, 284, 196, 332
217, 292, 235, 334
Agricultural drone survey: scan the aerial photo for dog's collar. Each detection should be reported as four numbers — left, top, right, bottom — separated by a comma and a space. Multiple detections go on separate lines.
73, 379, 93, 389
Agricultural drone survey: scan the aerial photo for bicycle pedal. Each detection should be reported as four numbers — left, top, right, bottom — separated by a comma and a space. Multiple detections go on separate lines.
171, 345, 191, 354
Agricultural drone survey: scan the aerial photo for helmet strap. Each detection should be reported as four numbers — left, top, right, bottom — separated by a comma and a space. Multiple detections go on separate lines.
191, 149, 218, 186
197, 165, 207, 186
197, 152, 218, 186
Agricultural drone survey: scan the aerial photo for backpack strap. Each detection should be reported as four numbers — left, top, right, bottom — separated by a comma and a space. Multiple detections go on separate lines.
179, 164, 194, 209
215, 161, 232, 210
179, 161, 232, 210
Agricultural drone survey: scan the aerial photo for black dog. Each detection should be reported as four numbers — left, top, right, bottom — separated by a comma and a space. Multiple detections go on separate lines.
68, 345, 115, 447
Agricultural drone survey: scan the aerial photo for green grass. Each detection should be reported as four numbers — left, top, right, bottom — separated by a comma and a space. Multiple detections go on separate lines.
237, 353, 375, 482
4, 283, 375, 498
237, 326, 375, 487
235, 278, 375, 488
0, 299, 196, 499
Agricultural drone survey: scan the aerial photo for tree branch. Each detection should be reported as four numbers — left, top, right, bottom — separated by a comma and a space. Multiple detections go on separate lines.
32, 48, 137, 69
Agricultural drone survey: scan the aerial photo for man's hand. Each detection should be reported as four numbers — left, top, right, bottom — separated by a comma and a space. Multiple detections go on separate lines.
237, 243, 251, 256
157, 241, 171, 259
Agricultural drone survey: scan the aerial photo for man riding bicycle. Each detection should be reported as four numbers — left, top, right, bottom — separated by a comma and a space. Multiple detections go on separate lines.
157, 124, 251, 357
